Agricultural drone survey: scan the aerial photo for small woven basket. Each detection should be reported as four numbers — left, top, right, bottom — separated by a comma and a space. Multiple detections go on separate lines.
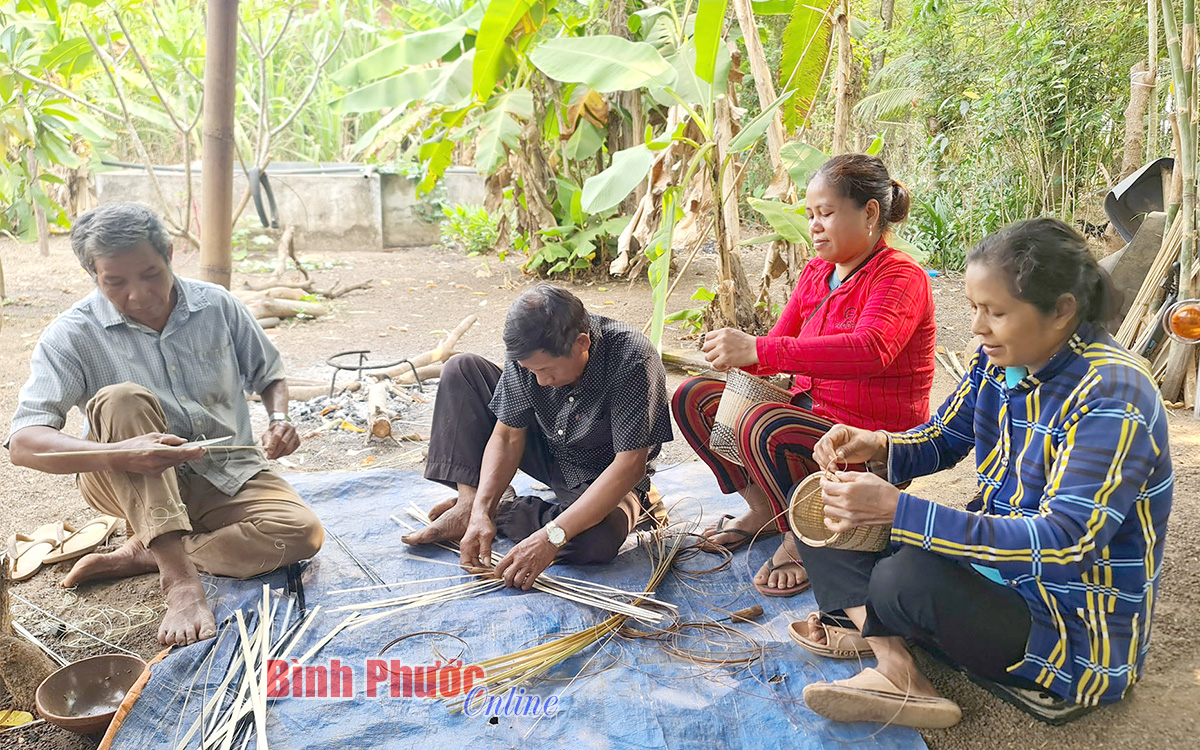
709, 368, 793, 466
787, 471, 892, 552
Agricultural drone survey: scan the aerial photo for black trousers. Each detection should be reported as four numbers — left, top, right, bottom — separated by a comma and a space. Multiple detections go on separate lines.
424, 353, 633, 564
799, 540, 1038, 687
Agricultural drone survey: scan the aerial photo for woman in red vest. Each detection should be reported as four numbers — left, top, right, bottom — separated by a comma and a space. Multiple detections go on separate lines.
672, 154, 936, 596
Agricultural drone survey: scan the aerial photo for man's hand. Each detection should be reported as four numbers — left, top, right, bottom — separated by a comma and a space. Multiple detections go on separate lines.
493, 531, 558, 591
701, 328, 759, 372
262, 421, 300, 460
819, 471, 900, 532
459, 516, 497, 573
109, 433, 206, 476
814, 425, 887, 470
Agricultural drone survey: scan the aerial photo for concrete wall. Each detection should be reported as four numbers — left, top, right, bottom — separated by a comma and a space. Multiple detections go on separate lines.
94, 164, 382, 253
95, 163, 487, 251
380, 167, 487, 249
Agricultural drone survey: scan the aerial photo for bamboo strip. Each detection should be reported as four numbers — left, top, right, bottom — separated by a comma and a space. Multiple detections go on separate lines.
1117, 211, 1184, 346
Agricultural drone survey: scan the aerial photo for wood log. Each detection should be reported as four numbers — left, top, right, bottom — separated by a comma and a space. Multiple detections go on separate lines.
385, 382, 414, 403
367, 315, 477, 378
393, 363, 444, 385
661, 348, 711, 373
1185, 348, 1196, 410
257, 316, 281, 330
246, 297, 328, 320
1161, 340, 1192, 402
368, 381, 392, 438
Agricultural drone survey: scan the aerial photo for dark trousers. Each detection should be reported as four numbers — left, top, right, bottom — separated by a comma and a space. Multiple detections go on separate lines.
800, 541, 1038, 687
425, 353, 633, 564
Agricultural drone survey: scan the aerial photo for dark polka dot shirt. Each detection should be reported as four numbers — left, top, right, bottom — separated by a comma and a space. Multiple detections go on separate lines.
489, 314, 674, 496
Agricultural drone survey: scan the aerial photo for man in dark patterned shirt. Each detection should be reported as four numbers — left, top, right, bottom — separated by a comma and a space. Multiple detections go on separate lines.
402, 284, 673, 588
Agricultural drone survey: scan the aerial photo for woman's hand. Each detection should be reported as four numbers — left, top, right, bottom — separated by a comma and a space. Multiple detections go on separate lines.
701, 328, 759, 372
819, 472, 900, 531
493, 531, 558, 591
813, 424, 887, 469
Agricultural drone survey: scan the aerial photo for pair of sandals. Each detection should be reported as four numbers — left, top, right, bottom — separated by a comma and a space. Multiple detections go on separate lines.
6, 515, 122, 582
790, 612, 962, 728
704, 515, 810, 597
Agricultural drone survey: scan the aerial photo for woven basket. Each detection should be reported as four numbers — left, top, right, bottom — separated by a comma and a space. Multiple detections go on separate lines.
709, 368, 793, 466
786, 472, 892, 552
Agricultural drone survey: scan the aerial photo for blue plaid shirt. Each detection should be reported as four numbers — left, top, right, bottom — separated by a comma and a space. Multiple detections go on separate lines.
887, 323, 1173, 706
7, 276, 284, 495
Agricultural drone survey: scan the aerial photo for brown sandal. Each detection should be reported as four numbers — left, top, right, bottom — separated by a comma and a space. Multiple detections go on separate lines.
789, 612, 873, 659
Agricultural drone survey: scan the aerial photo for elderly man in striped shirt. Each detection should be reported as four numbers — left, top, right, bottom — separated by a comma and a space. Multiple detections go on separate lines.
6, 203, 324, 646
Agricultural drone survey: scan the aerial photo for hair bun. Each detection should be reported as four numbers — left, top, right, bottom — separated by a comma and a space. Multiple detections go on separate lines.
887, 180, 911, 224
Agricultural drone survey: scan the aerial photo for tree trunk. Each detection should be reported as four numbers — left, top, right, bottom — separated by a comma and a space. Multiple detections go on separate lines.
731, 0, 783, 166
870, 0, 896, 75
832, 1, 854, 155
1121, 61, 1155, 181
606, 0, 646, 212
24, 150, 49, 257
711, 85, 762, 332
199, 0, 239, 289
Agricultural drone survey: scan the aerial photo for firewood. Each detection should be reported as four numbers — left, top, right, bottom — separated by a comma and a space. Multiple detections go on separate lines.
393, 363, 444, 385
246, 297, 327, 320
258, 317, 281, 329
368, 315, 477, 378
368, 381, 392, 438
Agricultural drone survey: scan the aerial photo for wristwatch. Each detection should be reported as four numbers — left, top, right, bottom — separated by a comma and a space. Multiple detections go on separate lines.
544, 521, 567, 548
269, 411, 291, 423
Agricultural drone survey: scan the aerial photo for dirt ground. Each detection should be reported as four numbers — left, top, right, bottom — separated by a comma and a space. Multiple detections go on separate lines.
0, 236, 1197, 749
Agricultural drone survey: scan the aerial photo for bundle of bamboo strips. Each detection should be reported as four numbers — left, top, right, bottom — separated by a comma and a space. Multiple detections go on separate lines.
369, 506, 674, 625
443, 530, 687, 714
172, 587, 356, 750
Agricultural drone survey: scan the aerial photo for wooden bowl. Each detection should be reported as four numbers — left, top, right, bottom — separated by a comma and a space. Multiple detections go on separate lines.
35, 654, 146, 734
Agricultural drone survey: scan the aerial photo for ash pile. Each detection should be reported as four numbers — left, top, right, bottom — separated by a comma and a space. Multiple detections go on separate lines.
290, 380, 437, 441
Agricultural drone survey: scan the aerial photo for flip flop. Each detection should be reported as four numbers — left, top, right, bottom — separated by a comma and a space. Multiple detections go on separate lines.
0, 709, 35, 728
6, 523, 64, 582
42, 515, 122, 565
803, 667, 963, 729
789, 612, 874, 659
754, 555, 811, 597
699, 514, 759, 553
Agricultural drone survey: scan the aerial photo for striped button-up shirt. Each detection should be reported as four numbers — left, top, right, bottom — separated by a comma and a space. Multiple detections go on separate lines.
887, 323, 1172, 706
7, 276, 284, 495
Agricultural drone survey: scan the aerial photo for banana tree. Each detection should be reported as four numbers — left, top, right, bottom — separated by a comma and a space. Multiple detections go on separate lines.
534, 0, 841, 346
0, 0, 112, 249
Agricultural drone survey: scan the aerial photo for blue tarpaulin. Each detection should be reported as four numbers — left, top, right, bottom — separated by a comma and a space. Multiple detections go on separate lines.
108, 464, 927, 749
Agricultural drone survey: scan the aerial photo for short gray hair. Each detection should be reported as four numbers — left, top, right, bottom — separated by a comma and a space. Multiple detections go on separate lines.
71, 203, 173, 274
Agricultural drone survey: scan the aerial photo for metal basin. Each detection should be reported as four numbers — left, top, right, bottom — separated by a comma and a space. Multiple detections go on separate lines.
35, 654, 146, 734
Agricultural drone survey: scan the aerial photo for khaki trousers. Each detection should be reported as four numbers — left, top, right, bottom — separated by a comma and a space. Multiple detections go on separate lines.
76, 383, 324, 579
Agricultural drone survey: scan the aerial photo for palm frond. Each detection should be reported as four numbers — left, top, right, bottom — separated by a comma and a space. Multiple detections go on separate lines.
853, 86, 920, 123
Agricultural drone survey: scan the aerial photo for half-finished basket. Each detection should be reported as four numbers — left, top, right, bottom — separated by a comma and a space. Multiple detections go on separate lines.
787, 472, 891, 552
709, 368, 792, 466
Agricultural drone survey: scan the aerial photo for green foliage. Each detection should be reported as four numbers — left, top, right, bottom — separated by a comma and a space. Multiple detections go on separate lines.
664, 286, 716, 334
868, 0, 1144, 250
524, 216, 630, 277
581, 144, 655, 214
529, 35, 676, 93
905, 192, 963, 270
778, 0, 837, 130
439, 203, 505, 257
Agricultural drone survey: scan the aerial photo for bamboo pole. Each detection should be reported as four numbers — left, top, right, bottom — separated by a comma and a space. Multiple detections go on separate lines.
199, 0, 240, 289
1151, 0, 1161, 161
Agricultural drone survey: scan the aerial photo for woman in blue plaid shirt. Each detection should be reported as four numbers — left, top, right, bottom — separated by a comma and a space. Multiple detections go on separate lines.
790, 218, 1172, 729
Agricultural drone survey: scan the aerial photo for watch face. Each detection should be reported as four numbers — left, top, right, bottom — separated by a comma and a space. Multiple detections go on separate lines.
547, 525, 565, 545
